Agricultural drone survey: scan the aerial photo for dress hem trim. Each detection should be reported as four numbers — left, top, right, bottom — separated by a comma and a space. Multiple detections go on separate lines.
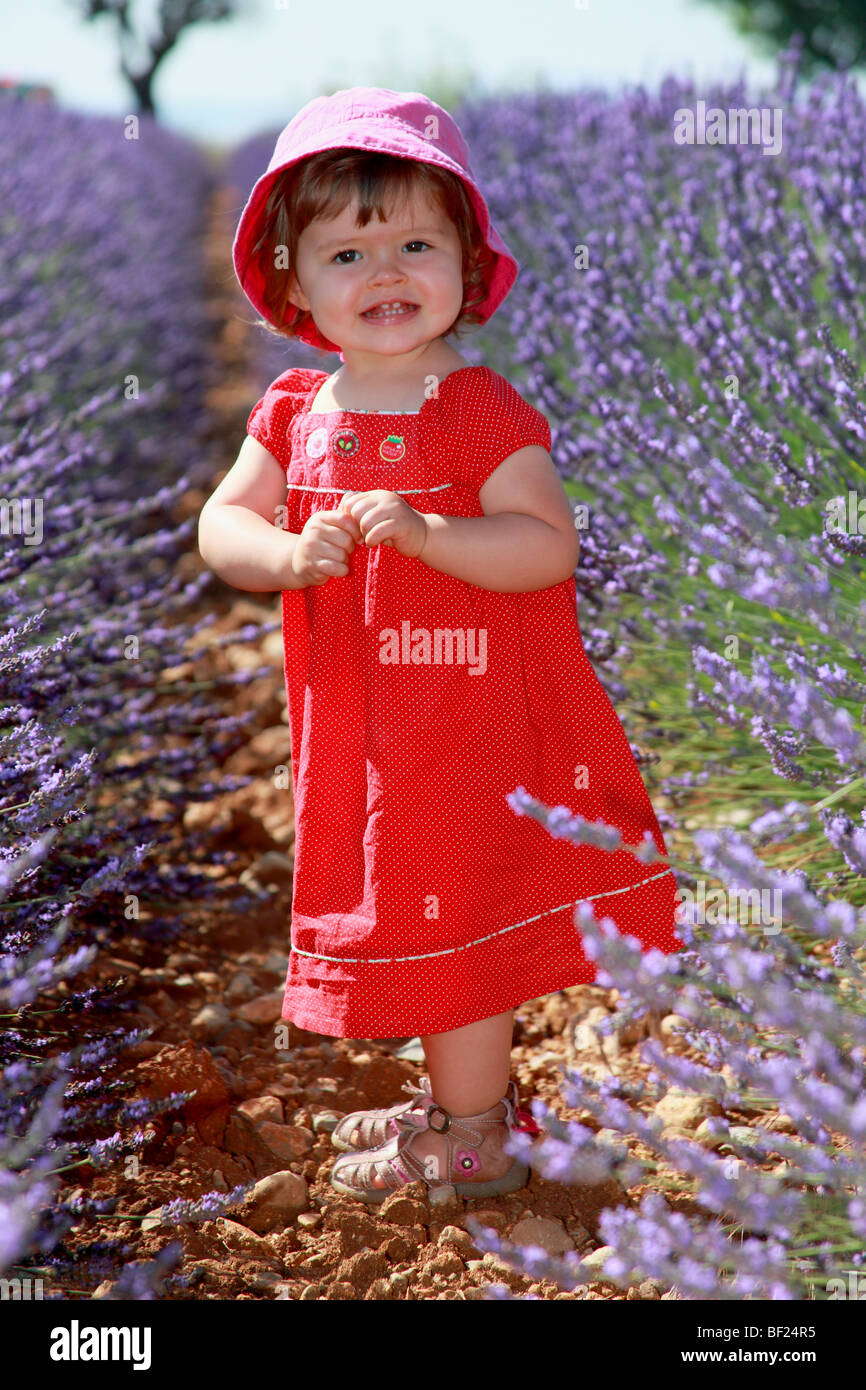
289, 867, 676, 965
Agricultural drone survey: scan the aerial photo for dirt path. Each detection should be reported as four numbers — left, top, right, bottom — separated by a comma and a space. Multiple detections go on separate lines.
52, 178, 690, 1302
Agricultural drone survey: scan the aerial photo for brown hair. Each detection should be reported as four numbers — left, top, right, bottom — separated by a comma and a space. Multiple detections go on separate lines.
247, 148, 494, 345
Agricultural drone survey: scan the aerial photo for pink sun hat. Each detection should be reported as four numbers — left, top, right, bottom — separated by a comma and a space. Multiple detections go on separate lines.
232, 86, 520, 355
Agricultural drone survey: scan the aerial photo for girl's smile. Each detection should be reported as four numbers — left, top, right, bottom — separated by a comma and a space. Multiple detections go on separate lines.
360, 301, 421, 325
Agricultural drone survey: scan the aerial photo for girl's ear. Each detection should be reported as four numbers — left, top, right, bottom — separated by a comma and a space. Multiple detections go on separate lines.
286, 269, 309, 312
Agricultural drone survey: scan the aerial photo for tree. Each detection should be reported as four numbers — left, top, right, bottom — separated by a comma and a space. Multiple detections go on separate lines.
693, 0, 866, 76
71, 0, 239, 118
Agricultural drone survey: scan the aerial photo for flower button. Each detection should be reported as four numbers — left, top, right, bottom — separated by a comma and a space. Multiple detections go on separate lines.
306, 426, 328, 459
454, 1147, 480, 1175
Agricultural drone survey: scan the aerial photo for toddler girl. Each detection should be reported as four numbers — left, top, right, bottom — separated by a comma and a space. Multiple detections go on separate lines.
199, 87, 683, 1204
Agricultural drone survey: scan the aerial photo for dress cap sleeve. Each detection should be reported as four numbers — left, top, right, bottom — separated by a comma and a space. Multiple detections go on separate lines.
445, 366, 552, 493
246, 367, 324, 470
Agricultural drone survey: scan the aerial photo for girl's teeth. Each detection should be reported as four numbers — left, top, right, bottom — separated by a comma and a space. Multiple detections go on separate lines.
364, 303, 416, 318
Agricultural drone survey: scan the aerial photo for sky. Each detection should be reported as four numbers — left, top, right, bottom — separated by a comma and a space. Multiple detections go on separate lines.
0, 0, 849, 150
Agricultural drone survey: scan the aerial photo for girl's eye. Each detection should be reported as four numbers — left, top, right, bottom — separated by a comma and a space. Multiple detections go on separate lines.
331, 241, 430, 264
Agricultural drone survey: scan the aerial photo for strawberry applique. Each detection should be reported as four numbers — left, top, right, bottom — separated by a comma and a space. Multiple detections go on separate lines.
379, 435, 405, 462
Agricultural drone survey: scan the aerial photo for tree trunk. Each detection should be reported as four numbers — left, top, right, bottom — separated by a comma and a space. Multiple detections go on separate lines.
128, 68, 155, 118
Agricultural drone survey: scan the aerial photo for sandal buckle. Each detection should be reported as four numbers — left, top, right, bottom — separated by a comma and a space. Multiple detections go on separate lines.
427, 1104, 451, 1133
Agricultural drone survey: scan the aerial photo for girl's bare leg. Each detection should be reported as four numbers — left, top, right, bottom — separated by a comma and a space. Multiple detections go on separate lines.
421, 1008, 515, 1114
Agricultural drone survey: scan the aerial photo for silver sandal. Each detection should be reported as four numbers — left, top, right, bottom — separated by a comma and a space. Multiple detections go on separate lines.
329, 1090, 532, 1203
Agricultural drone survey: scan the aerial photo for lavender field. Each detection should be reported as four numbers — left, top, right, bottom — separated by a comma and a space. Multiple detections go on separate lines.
4, 36, 866, 1301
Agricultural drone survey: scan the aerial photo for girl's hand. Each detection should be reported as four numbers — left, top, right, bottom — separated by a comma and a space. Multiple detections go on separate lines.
337, 490, 428, 560
291, 509, 362, 586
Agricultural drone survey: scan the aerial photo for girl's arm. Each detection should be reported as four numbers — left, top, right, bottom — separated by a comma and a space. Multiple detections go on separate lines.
197, 435, 302, 591
417, 446, 580, 593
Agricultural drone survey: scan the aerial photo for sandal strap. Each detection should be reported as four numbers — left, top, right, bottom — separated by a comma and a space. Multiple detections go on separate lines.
399, 1075, 431, 1100
390, 1091, 520, 1184
420, 1090, 521, 1144
351, 1144, 418, 1192
360, 1076, 431, 1142
333, 1073, 432, 1146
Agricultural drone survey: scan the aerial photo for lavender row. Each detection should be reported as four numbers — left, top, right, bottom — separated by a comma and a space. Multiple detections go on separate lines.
453, 40, 866, 1299
0, 103, 271, 1294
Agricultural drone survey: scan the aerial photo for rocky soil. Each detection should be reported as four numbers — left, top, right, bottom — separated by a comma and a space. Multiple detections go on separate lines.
80, 984, 700, 1302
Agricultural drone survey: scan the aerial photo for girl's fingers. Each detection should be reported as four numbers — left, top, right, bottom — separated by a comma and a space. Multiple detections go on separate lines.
334, 496, 399, 547
361, 522, 395, 547
325, 512, 362, 543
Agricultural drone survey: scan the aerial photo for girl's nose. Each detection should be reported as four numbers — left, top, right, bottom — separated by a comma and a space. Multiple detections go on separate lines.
367, 252, 407, 281
368, 271, 406, 287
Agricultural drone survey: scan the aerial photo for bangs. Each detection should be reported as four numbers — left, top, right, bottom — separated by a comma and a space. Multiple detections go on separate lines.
295, 152, 434, 232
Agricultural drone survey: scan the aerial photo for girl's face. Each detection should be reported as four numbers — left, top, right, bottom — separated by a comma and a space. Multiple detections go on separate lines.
286, 183, 465, 367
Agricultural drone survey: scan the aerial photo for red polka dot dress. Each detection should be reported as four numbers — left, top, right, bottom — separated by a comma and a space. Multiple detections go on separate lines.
246, 363, 684, 1039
